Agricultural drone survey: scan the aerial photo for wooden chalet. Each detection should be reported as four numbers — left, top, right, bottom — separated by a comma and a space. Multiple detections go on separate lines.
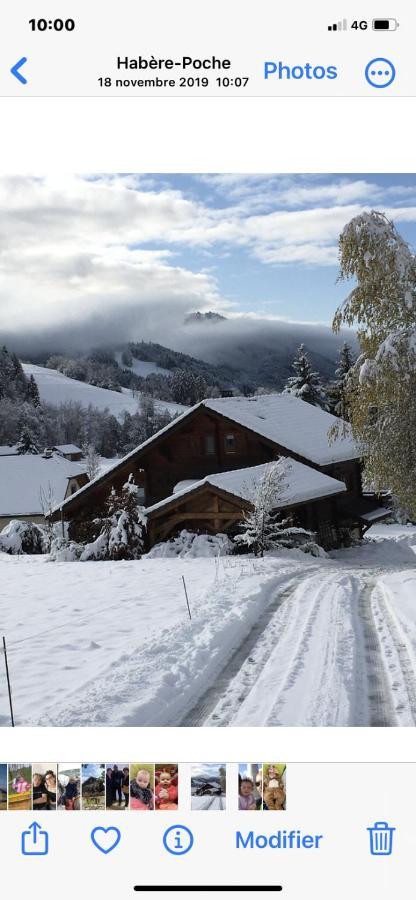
52, 394, 390, 548
146, 461, 349, 548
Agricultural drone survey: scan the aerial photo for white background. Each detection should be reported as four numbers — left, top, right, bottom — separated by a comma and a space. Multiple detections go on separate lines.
0, 0, 412, 95
2, 763, 413, 898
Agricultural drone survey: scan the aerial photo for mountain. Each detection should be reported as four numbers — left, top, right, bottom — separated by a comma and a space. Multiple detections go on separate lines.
121, 331, 345, 392
123, 341, 240, 387
19, 319, 354, 402
184, 311, 227, 324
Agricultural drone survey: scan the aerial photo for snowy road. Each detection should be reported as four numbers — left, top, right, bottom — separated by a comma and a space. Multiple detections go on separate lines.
1, 525, 416, 727
194, 568, 415, 727
191, 796, 225, 811
183, 536, 416, 727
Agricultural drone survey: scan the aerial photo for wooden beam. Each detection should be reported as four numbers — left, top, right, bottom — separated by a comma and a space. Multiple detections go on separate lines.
221, 517, 241, 531
214, 493, 220, 531
162, 512, 242, 523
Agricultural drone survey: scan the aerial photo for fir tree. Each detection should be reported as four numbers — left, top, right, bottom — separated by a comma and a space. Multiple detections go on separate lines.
107, 475, 145, 560
335, 341, 354, 381
82, 475, 145, 560
16, 424, 39, 455
327, 341, 355, 418
283, 344, 327, 409
25, 374, 41, 407
139, 393, 156, 437
170, 369, 207, 406
0, 346, 14, 399
11, 353, 28, 396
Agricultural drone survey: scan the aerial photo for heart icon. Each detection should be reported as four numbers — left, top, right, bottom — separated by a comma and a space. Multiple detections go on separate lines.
91, 826, 121, 855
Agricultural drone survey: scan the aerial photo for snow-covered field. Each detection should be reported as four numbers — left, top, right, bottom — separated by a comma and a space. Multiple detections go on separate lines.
22, 364, 186, 419
114, 352, 171, 378
1, 525, 416, 727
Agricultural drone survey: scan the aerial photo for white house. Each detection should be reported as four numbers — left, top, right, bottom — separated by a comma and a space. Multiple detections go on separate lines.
0, 454, 89, 531
48, 443, 83, 461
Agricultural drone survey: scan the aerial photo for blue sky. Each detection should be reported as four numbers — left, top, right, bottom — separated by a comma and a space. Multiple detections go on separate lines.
3, 174, 416, 348
82, 763, 104, 781
138, 173, 416, 324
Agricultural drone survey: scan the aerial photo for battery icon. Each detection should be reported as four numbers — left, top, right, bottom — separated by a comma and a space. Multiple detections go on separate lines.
372, 18, 399, 30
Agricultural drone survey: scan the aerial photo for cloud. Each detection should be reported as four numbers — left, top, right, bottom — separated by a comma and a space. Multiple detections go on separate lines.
1, 175, 416, 351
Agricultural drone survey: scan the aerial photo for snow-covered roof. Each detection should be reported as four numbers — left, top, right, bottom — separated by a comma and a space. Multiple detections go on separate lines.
52, 444, 82, 454
173, 479, 200, 493
0, 445, 18, 456
0, 455, 88, 516
202, 395, 358, 465
146, 460, 347, 515
54, 392, 357, 515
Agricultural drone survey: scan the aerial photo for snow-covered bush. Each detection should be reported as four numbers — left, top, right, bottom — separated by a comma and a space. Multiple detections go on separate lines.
297, 539, 327, 558
50, 536, 84, 561
146, 530, 233, 558
74, 474, 146, 561
80, 532, 110, 561
0, 519, 47, 555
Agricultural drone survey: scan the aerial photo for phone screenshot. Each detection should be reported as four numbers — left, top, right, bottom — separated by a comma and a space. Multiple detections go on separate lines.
0, 1, 415, 897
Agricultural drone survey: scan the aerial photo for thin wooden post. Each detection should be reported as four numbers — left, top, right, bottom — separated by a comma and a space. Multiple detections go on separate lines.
181, 576, 192, 620
2, 637, 15, 727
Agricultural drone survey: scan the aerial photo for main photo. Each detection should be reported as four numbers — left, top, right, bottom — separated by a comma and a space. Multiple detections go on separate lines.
1, 174, 415, 727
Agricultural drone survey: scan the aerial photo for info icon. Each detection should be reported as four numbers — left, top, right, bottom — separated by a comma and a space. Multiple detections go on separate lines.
163, 825, 194, 856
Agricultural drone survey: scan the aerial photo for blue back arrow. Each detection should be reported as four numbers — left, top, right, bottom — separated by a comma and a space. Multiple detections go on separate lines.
11, 57, 28, 84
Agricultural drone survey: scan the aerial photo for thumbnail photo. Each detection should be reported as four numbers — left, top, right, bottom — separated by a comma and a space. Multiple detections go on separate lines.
106, 763, 130, 810
0, 174, 415, 728
32, 764, 57, 811
130, 764, 155, 810
8, 764, 32, 810
81, 764, 105, 810
0, 765, 7, 810
155, 764, 179, 810
191, 763, 226, 810
238, 763, 262, 811
262, 763, 286, 810
57, 764, 81, 810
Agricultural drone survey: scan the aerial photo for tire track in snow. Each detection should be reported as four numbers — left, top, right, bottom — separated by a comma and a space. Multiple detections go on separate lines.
356, 579, 397, 727
370, 581, 416, 726
201, 571, 355, 727
228, 571, 357, 726
202, 570, 405, 727
180, 574, 305, 726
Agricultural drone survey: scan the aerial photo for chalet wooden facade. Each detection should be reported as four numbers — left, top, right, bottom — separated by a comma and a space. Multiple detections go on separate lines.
52, 394, 389, 548
145, 461, 349, 549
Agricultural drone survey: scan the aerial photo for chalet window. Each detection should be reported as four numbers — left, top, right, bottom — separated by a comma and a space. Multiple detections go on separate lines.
224, 433, 236, 453
204, 434, 216, 456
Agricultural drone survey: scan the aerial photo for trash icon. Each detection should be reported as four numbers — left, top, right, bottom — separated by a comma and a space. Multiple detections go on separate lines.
367, 821, 395, 856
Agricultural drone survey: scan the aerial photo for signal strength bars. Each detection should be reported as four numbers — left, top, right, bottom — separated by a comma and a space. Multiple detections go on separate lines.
328, 19, 347, 31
